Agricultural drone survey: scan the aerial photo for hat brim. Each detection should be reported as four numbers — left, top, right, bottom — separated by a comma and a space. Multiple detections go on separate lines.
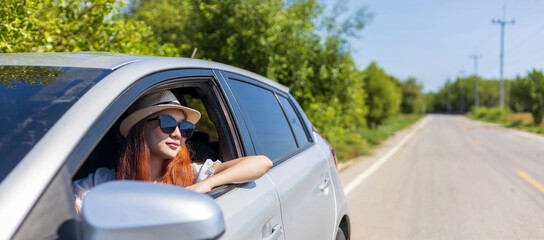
119, 104, 201, 138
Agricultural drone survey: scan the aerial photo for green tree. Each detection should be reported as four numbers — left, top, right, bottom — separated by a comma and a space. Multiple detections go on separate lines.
0, 66, 63, 88
3, 0, 386, 159
130, 0, 373, 141
426, 76, 516, 113
509, 76, 527, 112
0, 0, 173, 55
400, 77, 424, 114
362, 62, 401, 127
423, 92, 441, 112
511, 69, 544, 125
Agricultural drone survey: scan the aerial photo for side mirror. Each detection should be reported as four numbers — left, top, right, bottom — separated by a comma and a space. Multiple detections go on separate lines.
81, 181, 225, 240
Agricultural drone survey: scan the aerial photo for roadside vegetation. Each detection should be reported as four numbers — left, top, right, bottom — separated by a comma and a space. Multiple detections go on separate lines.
469, 108, 544, 134
426, 68, 544, 135
356, 114, 423, 154
1, 0, 427, 161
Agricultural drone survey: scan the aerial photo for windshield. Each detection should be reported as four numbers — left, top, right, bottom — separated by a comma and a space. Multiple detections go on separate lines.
0, 66, 112, 182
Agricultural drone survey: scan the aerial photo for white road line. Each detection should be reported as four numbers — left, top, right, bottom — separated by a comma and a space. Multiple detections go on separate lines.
343, 116, 431, 196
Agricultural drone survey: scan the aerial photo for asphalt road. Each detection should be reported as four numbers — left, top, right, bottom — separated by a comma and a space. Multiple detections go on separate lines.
340, 114, 544, 240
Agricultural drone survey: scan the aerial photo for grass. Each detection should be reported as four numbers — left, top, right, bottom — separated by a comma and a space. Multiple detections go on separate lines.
335, 114, 424, 162
361, 114, 424, 147
503, 113, 544, 134
469, 109, 544, 135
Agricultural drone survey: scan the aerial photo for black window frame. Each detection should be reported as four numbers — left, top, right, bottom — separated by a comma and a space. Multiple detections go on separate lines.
219, 71, 314, 166
287, 93, 315, 143
213, 70, 257, 157
275, 92, 312, 148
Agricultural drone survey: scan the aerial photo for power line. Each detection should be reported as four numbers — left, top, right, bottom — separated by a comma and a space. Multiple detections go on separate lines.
492, 5, 515, 108
505, 23, 544, 53
507, 49, 544, 72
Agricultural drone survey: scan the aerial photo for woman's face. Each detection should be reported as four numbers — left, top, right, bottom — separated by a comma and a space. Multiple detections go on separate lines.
144, 109, 186, 161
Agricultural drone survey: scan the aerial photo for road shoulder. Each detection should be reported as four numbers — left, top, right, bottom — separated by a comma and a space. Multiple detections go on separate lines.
338, 115, 431, 189
338, 115, 430, 173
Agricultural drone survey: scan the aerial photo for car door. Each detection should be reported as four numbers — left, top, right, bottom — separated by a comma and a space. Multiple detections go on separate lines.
214, 176, 284, 240
221, 71, 337, 239
68, 68, 284, 240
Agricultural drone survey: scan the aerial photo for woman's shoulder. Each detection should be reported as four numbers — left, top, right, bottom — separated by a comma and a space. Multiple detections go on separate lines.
73, 168, 115, 193
85, 167, 115, 183
92, 167, 115, 178
72, 168, 115, 212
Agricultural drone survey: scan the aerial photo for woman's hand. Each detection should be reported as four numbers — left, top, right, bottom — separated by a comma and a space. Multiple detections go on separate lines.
187, 180, 214, 193
188, 155, 272, 194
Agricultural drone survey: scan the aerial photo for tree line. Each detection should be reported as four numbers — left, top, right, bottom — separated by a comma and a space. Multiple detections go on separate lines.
426, 69, 544, 125
1, 0, 425, 159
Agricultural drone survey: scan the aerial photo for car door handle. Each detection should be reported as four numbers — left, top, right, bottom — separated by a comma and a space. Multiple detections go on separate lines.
319, 177, 330, 192
263, 224, 282, 240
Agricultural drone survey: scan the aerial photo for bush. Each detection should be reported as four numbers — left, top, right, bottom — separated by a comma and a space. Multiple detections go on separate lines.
470, 107, 510, 122
331, 132, 370, 160
471, 107, 489, 119
484, 107, 510, 122
511, 69, 544, 125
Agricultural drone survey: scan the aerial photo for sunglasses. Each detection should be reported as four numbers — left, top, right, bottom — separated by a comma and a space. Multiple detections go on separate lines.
148, 115, 195, 138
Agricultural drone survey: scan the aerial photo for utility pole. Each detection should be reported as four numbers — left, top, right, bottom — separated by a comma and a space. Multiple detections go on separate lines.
445, 78, 452, 113
492, 6, 514, 108
459, 71, 465, 114
469, 52, 482, 108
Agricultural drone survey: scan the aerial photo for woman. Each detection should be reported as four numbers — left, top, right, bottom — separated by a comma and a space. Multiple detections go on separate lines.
73, 90, 273, 212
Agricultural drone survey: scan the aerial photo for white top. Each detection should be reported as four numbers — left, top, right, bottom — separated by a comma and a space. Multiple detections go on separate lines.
72, 159, 220, 210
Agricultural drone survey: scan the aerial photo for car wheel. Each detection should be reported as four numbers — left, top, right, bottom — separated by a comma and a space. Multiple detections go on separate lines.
335, 227, 347, 240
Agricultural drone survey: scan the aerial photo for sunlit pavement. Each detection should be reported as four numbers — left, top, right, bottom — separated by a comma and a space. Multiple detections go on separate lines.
340, 114, 544, 239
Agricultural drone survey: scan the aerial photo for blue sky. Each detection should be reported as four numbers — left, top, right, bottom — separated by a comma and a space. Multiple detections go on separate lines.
334, 0, 544, 92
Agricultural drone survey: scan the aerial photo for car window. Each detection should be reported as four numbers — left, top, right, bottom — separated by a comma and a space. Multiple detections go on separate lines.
0, 66, 111, 183
178, 88, 223, 163
277, 95, 310, 147
228, 79, 297, 160
74, 82, 234, 180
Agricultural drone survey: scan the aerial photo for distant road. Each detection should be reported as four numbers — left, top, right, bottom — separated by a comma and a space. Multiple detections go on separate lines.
340, 114, 544, 239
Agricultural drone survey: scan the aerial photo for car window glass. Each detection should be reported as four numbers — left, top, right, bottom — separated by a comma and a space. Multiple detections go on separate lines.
228, 79, 297, 160
278, 95, 309, 147
0, 66, 111, 183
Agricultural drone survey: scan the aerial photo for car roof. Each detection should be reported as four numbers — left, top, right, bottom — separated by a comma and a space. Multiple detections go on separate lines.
0, 52, 289, 92
0, 52, 151, 69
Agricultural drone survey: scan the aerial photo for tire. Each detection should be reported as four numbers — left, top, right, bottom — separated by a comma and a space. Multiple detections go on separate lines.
335, 227, 347, 240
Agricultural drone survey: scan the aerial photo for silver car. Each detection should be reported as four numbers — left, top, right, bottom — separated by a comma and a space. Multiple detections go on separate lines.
0, 52, 350, 240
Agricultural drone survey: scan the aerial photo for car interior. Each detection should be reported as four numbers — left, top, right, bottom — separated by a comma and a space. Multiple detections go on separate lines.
14, 82, 244, 240
72, 83, 237, 181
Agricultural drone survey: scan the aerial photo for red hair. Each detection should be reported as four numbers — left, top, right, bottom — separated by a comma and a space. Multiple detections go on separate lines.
116, 118, 194, 186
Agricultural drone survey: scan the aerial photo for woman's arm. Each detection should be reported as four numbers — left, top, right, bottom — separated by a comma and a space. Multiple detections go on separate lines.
187, 155, 272, 193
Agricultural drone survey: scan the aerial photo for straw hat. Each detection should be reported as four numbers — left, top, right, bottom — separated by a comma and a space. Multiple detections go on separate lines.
119, 90, 201, 137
